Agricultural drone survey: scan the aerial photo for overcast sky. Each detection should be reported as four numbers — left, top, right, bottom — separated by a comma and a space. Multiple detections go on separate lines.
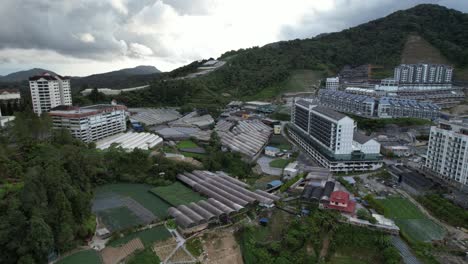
0, 0, 467, 76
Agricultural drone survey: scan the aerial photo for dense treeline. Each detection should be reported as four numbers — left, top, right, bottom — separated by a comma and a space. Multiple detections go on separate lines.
201, 132, 254, 179
0, 111, 194, 264
237, 209, 401, 264
113, 4, 468, 109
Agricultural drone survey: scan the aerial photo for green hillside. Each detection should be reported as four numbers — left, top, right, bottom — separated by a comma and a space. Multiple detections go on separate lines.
115, 4, 468, 110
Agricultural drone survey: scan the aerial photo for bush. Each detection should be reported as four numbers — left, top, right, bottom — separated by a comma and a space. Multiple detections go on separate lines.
417, 194, 468, 229
364, 194, 385, 215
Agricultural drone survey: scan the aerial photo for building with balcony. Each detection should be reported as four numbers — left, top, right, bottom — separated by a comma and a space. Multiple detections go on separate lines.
318, 90, 376, 117
377, 97, 440, 120
425, 121, 468, 187
29, 73, 72, 115
326, 77, 340, 90
49, 104, 127, 143
318, 90, 440, 120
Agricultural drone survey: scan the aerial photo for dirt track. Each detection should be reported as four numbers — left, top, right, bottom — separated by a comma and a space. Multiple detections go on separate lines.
201, 229, 243, 264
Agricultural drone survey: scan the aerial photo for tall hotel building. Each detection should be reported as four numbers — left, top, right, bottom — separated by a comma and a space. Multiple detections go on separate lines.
425, 121, 468, 187
29, 73, 72, 115
288, 99, 382, 172
49, 105, 127, 143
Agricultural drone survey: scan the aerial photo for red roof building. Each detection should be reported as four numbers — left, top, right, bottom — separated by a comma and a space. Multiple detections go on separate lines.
325, 191, 356, 214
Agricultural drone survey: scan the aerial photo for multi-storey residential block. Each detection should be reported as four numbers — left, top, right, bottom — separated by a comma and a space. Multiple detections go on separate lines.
394, 64, 453, 84
318, 90, 440, 120
29, 73, 72, 115
49, 104, 127, 143
377, 97, 440, 120
319, 90, 376, 117
0, 89, 21, 115
288, 99, 382, 172
326, 77, 340, 90
425, 121, 468, 187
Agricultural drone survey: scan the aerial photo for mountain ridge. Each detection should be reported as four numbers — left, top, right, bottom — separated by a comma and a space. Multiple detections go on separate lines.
0, 65, 161, 83
110, 4, 468, 109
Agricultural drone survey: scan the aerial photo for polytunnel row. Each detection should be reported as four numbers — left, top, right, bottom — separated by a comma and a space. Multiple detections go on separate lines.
168, 170, 280, 229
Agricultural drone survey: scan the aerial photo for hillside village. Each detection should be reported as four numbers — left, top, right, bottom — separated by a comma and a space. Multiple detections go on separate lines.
0, 3, 468, 264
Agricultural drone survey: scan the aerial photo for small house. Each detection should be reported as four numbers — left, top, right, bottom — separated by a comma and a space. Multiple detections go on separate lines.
283, 161, 298, 179
265, 146, 280, 157
325, 191, 356, 214
267, 180, 283, 190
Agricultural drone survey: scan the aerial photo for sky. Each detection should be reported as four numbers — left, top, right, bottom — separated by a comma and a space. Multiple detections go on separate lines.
0, 0, 467, 76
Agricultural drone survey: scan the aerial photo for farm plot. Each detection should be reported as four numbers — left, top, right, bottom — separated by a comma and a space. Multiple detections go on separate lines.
150, 182, 205, 206
93, 184, 171, 231
98, 206, 145, 232
378, 197, 446, 242
57, 250, 102, 264
95, 184, 171, 218
108, 225, 172, 247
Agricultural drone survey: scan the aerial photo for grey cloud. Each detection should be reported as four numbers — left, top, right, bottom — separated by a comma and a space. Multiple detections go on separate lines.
279, 0, 468, 40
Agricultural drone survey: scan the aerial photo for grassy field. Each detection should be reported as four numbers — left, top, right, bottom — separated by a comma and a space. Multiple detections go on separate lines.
150, 182, 205, 206
57, 250, 102, 264
269, 159, 290, 168
108, 225, 172, 247
377, 197, 446, 242
98, 207, 144, 231
177, 140, 198, 149
242, 69, 324, 100
127, 248, 160, 264
179, 151, 206, 160
95, 184, 171, 219
283, 69, 324, 92
378, 197, 425, 219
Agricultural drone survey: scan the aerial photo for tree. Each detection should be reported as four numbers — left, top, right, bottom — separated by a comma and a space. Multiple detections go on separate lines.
23, 215, 54, 263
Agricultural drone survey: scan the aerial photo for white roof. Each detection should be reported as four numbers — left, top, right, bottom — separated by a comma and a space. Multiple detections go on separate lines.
96, 132, 162, 151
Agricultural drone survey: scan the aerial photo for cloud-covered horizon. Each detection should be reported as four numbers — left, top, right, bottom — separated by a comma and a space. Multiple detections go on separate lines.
0, 0, 467, 76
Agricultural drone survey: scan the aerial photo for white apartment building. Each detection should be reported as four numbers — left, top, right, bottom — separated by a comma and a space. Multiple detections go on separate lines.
29, 73, 72, 115
49, 104, 127, 143
326, 77, 340, 90
425, 121, 468, 187
289, 99, 382, 172
394, 64, 453, 84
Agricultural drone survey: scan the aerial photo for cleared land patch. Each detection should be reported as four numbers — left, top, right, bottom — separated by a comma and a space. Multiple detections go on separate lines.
150, 181, 205, 206
57, 250, 102, 264
378, 197, 446, 242
401, 35, 449, 65
283, 69, 324, 93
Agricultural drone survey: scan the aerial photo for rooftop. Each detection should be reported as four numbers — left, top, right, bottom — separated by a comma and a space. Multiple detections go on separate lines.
313, 105, 347, 121
29, 72, 70, 81
353, 132, 374, 144
49, 104, 127, 118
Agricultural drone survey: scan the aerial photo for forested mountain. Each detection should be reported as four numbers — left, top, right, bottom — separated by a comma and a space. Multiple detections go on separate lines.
112, 4, 468, 110
0, 66, 161, 90
0, 68, 57, 82
71, 65, 161, 90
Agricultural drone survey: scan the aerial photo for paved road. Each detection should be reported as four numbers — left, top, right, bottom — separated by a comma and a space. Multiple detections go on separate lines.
256, 156, 283, 176
391, 236, 422, 264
